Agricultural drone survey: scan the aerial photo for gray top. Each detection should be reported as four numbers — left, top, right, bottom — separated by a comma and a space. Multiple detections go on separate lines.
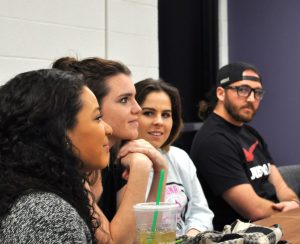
0, 191, 92, 244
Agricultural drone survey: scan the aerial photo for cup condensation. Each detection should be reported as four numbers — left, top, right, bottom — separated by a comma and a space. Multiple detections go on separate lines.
133, 202, 178, 244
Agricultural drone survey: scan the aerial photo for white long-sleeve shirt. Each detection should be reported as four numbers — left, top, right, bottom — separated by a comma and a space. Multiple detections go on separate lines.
147, 146, 214, 235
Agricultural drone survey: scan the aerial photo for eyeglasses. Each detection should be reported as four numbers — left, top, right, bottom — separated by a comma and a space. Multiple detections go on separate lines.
225, 85, 265, 100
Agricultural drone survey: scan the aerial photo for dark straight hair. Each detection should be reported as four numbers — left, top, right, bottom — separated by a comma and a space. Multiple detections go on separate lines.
135, 78, 183, 151
52, 56, 131, 106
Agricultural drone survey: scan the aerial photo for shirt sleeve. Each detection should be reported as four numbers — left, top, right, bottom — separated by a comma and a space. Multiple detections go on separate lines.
172, 148, 214, 233
184, 159, 214, 233
1, 192, 91, 244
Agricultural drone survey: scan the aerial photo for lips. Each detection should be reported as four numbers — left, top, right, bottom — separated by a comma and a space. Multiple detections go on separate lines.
148, 131, 163, 137
103, 142, 110, 151
241, 103, 255, 110
128, 119, 139, 128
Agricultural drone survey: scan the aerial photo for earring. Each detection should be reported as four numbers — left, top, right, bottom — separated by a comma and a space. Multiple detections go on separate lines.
65, 137, 70, 147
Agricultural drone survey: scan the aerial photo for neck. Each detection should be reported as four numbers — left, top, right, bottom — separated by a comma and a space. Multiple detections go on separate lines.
213, 104, 243, 127
108, 136, 120, 147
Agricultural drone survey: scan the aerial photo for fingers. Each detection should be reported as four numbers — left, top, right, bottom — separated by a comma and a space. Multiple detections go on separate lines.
118, 139, 168, 171
118, 139, 156, 158
272, 201, 300, 212
118, 146, 150, 158
120, 152, 153, 168
122, 168, 130, 181
272, 202, 284, 211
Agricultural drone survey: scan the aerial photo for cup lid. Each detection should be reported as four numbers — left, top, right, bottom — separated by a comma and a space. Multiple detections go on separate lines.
133, 202, 178, 211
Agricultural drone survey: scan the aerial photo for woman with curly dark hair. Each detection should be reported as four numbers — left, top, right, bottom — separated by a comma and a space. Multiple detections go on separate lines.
0, 69, 113, 243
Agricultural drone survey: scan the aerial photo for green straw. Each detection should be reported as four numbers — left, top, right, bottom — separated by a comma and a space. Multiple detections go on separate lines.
151, 169, 165, 232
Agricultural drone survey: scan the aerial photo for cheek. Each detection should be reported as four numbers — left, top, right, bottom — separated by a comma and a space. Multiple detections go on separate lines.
102, 103, 122, 125
165, 121, 173, 137
254, 101, 260, 109
102, 114, 115, 127
137, 121, 148, 137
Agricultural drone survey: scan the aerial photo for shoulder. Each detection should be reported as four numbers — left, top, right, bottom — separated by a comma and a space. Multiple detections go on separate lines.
169, 146, 189, 157
168, 146, 193, 163
14, 192, 78, 217
1, 192, 91, 243
193, 118, 238, 147
167, 146, 195, 169
192, 128, 240, 155
244, 124, 265, 141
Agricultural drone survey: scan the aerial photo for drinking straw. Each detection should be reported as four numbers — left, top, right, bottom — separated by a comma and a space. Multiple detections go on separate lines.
175, 239, 183, 244
151, 169, 165, 232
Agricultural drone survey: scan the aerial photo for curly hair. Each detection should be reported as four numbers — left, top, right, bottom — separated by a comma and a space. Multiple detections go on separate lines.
0, 69, 99, 243
135, 78, 183, 151
52, 56, 131, 106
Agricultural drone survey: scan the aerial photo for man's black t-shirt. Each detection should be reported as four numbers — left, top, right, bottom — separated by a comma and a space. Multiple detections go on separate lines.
190, 113, 277, 230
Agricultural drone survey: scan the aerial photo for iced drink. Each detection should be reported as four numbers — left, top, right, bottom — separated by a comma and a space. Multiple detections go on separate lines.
133, 202, 178, 244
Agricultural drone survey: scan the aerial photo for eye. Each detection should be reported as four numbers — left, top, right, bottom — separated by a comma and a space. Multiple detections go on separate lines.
238, 86, 251, 94
255, 89, 264, 95
254, 89, 265, 99
162, 112, 171, 118
142, 111, 153, 116
119, 97, 129, 104
95, 114, 103, 122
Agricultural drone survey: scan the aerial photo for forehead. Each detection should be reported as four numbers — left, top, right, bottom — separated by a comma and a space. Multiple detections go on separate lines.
242, 69, 259, 77
143, 91, 171, 107
231, 80, 263, 89
80, 86, 99, 109
106, 74, 135, 96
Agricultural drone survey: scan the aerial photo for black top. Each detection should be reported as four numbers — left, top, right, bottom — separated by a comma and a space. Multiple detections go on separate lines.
190, 113, 277, 230
98, 148, 127, 221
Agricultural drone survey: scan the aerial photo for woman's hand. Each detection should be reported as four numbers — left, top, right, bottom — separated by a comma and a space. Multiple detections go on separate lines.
118, 139, 167, 172
120, 152, 152, 180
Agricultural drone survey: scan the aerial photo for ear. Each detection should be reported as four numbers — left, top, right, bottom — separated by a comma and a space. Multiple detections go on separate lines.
216, 87, 226, 102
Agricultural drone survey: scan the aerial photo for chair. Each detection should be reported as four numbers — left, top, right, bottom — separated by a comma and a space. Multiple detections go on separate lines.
278, 165, 300, 197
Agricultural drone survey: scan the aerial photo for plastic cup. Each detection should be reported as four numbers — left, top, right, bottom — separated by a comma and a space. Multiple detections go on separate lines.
133, 202, 178, 244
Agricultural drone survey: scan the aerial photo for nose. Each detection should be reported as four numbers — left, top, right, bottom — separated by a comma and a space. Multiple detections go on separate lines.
153, 115, 163, 125
103, 120, 113, 136
247, 91, 256, 102
132, 99, 142, 114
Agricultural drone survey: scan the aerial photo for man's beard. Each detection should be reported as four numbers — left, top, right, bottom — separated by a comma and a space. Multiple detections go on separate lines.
224, 98, 257, 123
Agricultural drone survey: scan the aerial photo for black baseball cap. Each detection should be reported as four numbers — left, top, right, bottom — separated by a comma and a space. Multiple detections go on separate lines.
217, 62, 261, 87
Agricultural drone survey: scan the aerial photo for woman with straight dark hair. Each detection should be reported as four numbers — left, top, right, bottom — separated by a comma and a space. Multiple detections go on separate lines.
53, 57, 167, 243
0, 69, 118, 243
135, 78, 214, 236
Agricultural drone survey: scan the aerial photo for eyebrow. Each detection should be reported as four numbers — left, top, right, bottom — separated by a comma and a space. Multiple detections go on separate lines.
93, 107, 101, 113
142, 107, 172, 112
117, 92, 134, 98
239, 84, 263, 89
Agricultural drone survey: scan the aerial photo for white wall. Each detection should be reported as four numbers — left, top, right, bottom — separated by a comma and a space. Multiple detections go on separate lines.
218, 0, 228, 68
0, 0, 158, 84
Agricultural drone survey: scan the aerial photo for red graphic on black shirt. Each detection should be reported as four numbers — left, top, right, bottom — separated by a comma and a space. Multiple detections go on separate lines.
243, 140, 259, 162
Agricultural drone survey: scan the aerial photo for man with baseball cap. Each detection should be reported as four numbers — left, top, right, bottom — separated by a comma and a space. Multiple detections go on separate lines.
190, 62, 299, 230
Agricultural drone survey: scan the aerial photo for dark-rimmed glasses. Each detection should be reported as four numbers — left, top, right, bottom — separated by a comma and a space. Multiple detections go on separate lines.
225, 85, 265, 100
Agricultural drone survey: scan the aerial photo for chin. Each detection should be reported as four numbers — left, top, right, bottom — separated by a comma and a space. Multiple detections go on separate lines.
99, 162, 109, 170
125, 132, 138, 140
149, 140, 163, 149
240, 116, 253, 123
